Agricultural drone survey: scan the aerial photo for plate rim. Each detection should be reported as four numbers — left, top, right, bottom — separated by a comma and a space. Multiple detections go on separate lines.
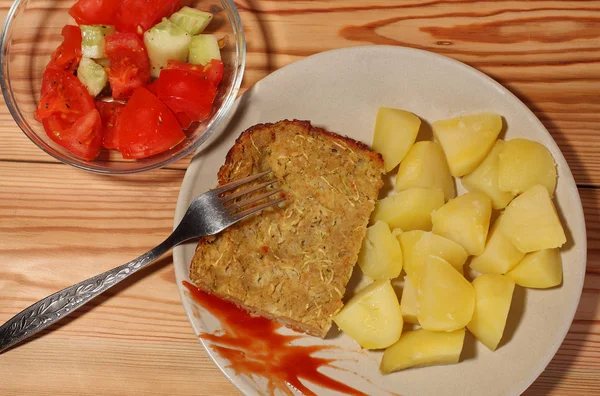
172, 44, 587, 396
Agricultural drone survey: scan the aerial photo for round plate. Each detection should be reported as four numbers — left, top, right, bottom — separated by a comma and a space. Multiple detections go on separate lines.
173, 45, 586, 396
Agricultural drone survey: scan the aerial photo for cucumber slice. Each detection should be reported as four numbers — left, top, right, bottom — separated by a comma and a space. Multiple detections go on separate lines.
169, 6, 213, 35
95, 58, 110, 67
143, 18, 191, 78
188, 34, 221, 66
77, 58, 107, 97
80, 25, 115, 59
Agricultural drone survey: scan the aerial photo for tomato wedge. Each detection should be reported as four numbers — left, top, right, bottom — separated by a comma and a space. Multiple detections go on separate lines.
96, 101, 126, 150
39, 67, 60, 98
69, 0, 123, 25
114, 0, 180, 34
42, 114, 72, 138
166, 59, 224, 87
36, 69, 99, 159
43, 109, 103, 160
146, 79, 159, 96
104, 33, 151, 99
147, 79, 191, 128
174, 112, 193, 130
155, 69, 217, 123
47, 25, 82, 72
116, 87, 185, 159
35, 69, 95, 123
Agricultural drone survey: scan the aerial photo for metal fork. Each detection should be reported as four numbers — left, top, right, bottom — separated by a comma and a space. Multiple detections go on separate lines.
0, 170, 283, 353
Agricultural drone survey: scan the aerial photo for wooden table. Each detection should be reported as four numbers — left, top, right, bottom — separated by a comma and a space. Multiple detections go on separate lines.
1, 1, 598, 395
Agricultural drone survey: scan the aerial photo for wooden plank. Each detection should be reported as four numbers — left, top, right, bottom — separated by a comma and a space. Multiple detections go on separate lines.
0, 162, 236, 395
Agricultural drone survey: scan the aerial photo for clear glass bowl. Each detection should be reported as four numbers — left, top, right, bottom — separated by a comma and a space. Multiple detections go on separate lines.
0, 0, 245, 174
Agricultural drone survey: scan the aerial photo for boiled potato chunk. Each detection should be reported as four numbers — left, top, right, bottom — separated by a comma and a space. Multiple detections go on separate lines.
499, 184, 566, 252
358, 221, 403, 280
381, 328, 465, 374
373, 108, 421, 172
431, 192, 492, 255
506, 248, 563, 288
395, 141, 456, 201
432, 113, 502, 177
399, 230, 468, 280
333, 279, 403, 349
400, 276, 419, 324
498, 138, 557, 196
372, 188, 444, 231
417, 256, 475, 331
470, 214, 525, 275
467, 274, 515, 351
462, 140, 516, 209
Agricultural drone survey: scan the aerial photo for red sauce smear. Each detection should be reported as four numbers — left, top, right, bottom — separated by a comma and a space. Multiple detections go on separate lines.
183, 281, 367, 396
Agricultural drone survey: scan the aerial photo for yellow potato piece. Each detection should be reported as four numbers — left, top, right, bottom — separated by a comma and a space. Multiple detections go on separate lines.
432, 113, 502, 177
506, 248, 563, 288
417, 256, 475, 331
462, 140, 516, 209
358, 221, 403, 280
499, 184, 566, 252
399, 230, 468, 281
333, 279, 403, 349
395, 141, 456, 201
467, 274, 515, 351
372, 188, 444, 231
381, 328, 465, 374
400, 275, 419, 325
470, 214, 525, 275
431, 192, 492, 256
498, 138, 557, 196
372, 108, 421, 172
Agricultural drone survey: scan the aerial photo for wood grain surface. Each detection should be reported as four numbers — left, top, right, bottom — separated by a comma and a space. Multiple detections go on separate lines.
0, 0, 598, 395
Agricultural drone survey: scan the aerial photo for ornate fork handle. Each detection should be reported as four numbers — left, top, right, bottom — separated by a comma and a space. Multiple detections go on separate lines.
0, 234, 180, 353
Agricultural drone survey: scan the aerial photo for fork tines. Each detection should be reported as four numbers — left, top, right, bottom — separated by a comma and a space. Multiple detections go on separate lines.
214, 170, 284, 219
232, 196, 286, 221
213, 170, 273, 195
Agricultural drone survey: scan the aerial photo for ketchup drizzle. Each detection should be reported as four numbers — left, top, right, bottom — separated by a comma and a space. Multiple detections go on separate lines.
183, 281, 367, 396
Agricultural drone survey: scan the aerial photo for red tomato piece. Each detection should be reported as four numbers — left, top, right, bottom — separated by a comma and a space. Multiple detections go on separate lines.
146, 79, 159, 96
114, 0, 180, 34
39, 67, 62, 98
105, 33, 151, 100
147, 80, 191, 128
156, 69, 217, 123
69, 0, 123, 25
174, 112, 193, 130
43, 109, 103, 160
166, 59, 224, 87
116, 87, 185, 159
96, 101, 126, 150
35, 69, 95, 123
41, 113, 72, 137
47, 25, 82, 72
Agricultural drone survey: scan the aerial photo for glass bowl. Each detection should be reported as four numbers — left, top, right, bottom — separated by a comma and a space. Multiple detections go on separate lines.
0, 0, 245, 174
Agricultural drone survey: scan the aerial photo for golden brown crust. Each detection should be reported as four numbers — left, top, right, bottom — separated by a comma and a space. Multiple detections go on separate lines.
190, 120, 384, 338
219, 120, 383, 182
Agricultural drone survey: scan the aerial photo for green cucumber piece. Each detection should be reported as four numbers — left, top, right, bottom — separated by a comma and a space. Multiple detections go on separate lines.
143, 18, 191, 78
95, 58, 110, 67
77, 58, 107, 97
188, 34, 221, 66
169, 6, 213, 35
80, 25, 115, 59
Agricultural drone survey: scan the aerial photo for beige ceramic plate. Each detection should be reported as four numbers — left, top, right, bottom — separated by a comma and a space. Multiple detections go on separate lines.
173, 45, 586, 396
